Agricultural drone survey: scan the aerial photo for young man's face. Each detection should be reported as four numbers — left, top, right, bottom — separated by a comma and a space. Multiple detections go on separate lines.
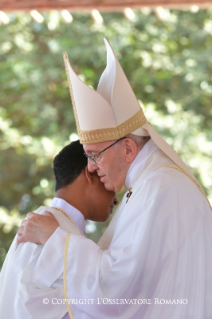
88, 172, 118, 222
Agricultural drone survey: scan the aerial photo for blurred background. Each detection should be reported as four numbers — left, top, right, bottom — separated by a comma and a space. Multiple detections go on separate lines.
0, 1, 212, 269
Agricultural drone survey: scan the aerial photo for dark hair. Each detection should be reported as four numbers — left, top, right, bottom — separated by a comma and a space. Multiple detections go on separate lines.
53, 140, 87, 191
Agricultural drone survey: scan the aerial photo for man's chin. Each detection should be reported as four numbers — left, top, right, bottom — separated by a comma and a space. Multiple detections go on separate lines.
103, 182, 115, 192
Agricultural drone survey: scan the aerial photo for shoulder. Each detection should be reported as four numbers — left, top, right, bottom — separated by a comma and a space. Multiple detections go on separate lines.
133, 165, 209, 214
144, 165, 198, 193
33, 206, 47, 214
33, 206, 56, 215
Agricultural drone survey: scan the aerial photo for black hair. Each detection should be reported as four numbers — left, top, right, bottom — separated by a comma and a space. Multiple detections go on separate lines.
53, 140, 87, 191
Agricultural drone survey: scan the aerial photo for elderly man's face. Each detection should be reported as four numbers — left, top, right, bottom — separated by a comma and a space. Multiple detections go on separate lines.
83, 140, 129, 192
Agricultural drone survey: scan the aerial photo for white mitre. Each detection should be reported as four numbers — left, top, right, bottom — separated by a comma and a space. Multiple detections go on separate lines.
63, 38, 197, 181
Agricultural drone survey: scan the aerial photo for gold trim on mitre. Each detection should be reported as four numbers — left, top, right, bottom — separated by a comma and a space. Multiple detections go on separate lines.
63, 52, 81, 136
79, 108, 147, 144
63, 51, 147, 144
117, 108, 147, 137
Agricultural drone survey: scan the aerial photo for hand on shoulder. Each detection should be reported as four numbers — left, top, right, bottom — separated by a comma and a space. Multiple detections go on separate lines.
17, 211, 59, 245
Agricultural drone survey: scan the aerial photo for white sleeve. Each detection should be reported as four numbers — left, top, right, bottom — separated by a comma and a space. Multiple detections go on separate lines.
19, 227, 69, 319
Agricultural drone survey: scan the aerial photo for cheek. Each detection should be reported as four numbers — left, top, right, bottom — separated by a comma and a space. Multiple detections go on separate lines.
107, 160, 124, 181
98, 153, 126, 188
99, 162, 117, 180
98, 186, 114, 205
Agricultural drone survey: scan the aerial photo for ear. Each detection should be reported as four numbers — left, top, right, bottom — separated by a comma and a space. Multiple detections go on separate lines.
84, 166, 94, 185
124, 138, 138, 163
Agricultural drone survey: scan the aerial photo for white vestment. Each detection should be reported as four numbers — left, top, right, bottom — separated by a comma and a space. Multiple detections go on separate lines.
0, 199, 85, 319
13, 140, 212, 319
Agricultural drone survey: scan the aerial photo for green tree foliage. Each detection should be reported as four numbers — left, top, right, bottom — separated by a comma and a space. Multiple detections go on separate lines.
0, 9, 212, 268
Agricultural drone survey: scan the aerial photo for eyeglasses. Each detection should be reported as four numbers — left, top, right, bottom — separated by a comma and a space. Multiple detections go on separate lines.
84, 137, 126, 165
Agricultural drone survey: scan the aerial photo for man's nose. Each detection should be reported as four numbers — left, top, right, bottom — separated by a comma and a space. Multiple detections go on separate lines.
87, 158, 98, 172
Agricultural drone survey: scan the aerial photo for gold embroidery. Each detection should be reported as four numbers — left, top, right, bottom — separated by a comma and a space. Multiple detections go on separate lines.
63, 52, 81, 135
156, 165, 212, 210
63, 233, 74, 319
79, 127, 119, 144
117, 108, 147, 136
79, 109, 147, 144
51, 206, 83, 235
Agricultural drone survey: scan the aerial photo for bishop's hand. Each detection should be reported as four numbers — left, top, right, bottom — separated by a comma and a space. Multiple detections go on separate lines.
17, 211, 59, 245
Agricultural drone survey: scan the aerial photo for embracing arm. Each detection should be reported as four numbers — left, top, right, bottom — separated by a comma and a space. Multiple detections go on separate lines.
17, 213, 69, 319
17, 211, 59, 245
